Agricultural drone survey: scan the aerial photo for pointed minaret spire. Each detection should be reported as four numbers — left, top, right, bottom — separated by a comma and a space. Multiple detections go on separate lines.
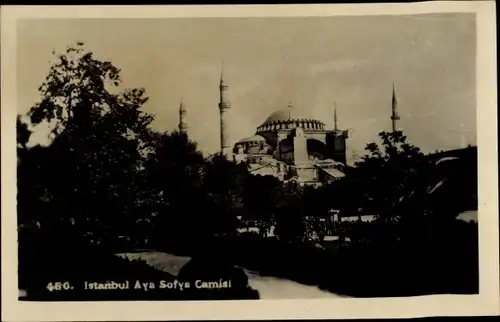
220, 59, 226, 87
219, 60, 229, 101
179, 95, 185, 110
391, 82, 400, 132
334, 102, 338, 131
218, 61, 231, 159
178, 95, 187, 135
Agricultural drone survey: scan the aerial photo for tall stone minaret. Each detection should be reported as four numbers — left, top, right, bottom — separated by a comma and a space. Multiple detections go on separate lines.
218, 64, 232, 159
178, 97, 187, 135
333, 102, 338, 131
391, 83, 400, 133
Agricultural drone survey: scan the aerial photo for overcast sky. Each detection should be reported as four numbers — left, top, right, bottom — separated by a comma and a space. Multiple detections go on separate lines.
17, 13, 476, 163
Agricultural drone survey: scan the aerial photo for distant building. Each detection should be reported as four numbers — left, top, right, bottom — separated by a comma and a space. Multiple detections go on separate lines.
178, 67, 350, 185
232, 102, 349, 185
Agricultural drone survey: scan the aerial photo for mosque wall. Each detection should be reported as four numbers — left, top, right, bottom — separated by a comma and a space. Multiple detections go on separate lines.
293, 129, 309, 165
326, 131, 348, 165
295, 167, 319, 182
306, 139, 328, 160
279, 151, 294, 164
258, 131, 279, 148
304, 132, 327, 144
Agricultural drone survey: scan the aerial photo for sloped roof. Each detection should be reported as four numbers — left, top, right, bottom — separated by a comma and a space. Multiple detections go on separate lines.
317, 166, 345, 179
236, 135, 266, 143
248, 163, 280, 177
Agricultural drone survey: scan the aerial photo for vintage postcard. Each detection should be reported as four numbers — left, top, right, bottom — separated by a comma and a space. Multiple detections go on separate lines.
1, 2, 499, 321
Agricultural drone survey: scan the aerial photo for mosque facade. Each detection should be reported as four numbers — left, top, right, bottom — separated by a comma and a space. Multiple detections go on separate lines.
232, 104, 349, 185
179, 69, 350, 186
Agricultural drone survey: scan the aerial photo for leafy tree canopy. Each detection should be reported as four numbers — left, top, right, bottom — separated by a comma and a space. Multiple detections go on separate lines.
18, 43, 156, 245
347, 131, 431, 224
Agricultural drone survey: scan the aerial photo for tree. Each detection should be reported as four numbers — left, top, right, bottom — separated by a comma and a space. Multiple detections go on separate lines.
17, 116, 38, 226
143, 130, 211, 245
16, 116, 31, 151
274, 180, 306, 242
146, 131, 205, 205
242, 174, 281, 238
202, 154, 248, 236
18, 42, 155, 247
302, 185, 330, 243
344, 131, 431, 243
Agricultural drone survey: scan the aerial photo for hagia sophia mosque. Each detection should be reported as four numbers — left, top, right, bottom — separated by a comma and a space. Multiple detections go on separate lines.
177, 68, 400, 186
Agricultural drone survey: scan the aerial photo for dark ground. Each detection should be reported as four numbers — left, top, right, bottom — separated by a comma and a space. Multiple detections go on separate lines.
18, 216, 478, 301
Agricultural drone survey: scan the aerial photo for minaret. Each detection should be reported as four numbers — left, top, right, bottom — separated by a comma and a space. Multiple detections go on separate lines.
327, 102, 349, 165
391, 83, 400, 132
333, 102, 338, 131
178, 97, 187, 135
218, 63, 232, 159
287, 101, 293, 119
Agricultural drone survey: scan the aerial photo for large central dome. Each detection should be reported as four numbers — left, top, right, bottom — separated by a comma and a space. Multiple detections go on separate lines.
256, 104, 326, 133
264, 109, 308, 123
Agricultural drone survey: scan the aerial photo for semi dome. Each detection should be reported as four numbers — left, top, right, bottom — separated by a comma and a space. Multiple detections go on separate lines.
257, 105, 326, 132
236, 135, 266, 144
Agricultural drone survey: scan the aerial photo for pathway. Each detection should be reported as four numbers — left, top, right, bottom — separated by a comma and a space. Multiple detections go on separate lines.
117, 251, 342, 299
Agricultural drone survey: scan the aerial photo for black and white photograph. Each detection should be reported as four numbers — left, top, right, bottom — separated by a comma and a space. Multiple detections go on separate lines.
1, 2, 499, 321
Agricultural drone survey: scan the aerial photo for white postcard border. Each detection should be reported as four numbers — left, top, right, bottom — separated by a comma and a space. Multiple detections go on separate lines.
1, 2, 498, 321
